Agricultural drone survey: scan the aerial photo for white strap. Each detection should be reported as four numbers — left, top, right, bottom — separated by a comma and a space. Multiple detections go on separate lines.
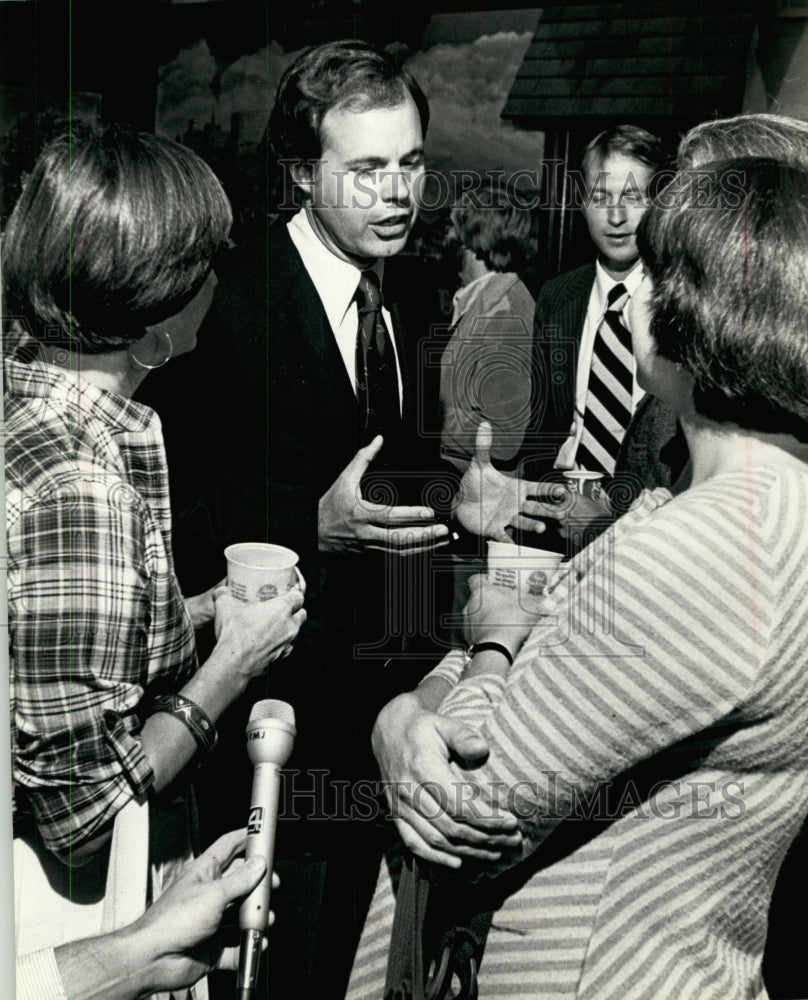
101, 792, 150, 933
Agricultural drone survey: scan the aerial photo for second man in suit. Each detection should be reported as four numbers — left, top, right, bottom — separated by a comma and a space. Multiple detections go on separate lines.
519, 125, 680, 545
531, 124, 664, 479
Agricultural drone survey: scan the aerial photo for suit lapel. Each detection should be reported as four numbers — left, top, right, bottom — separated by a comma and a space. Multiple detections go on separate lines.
547, 264, 595, 432
267, 223, 434, 483
268, 221, 358, 427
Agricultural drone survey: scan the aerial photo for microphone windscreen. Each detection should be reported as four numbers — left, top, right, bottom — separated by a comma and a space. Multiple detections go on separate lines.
249, 699, 296, 727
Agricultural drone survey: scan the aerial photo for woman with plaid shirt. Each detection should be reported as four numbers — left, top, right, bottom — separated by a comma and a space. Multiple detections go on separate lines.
3, 124, 305, 995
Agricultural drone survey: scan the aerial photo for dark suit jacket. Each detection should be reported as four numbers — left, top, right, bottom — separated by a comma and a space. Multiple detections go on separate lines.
616, 394, 690, 498
523, 263, 687, 496
523, 264, 595, 479
211, 221, 444, 559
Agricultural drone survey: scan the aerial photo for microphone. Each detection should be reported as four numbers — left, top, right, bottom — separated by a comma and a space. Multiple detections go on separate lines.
237, 699, 296, 999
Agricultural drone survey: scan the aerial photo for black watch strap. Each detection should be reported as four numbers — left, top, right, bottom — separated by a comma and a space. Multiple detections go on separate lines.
468, 642, 514, 667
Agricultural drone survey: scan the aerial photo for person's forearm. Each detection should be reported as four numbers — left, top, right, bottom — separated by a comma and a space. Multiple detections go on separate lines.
414, 674, 453, 711
462, 646, 512, 681
66, 663, 231, 865
51, 916, 185, 1000
415, 647, 468, 703
413, 650, 510, 705
51, 927, 151, 1000
140, 643, 249, 793
437, 649, 511, 731
61, 648, 247, 866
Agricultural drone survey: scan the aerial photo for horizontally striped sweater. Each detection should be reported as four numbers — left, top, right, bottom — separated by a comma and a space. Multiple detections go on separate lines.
348, 465, 808, 1000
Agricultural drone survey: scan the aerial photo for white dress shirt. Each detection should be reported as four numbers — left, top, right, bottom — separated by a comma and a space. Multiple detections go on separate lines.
554, 259, 645, 470
287, 210, 403, 410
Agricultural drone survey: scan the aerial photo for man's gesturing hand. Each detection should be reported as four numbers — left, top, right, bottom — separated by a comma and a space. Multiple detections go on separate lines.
318, 436, 450, 555
453, 422, 548, 540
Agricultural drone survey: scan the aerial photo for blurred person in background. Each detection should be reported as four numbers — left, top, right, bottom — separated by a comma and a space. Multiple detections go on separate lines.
439, 180, 535, 472
515, 125, 665, 552
479, 115, 808, 551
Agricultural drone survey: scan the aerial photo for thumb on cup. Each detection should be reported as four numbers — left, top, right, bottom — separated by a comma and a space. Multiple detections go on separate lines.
473, 421, 493, 467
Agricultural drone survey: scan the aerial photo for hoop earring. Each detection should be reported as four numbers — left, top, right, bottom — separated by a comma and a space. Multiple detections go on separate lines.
128, 330, 173, 371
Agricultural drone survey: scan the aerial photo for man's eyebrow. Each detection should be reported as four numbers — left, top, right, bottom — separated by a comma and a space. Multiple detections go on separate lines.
344, 146, 424, 170
345, 156, 389, 170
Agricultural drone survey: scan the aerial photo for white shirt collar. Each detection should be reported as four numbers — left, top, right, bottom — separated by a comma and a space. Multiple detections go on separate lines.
287, 209, 385, 330
593, 258, 644, 312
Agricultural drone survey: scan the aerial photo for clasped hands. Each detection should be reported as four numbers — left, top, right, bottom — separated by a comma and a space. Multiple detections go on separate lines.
372, 571, 544, 869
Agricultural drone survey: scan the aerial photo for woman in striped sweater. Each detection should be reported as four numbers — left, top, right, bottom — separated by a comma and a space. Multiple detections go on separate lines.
347, 157, 808, 1000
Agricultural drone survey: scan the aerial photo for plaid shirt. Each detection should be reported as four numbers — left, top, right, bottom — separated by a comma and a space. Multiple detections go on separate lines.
5, 343, 198, 855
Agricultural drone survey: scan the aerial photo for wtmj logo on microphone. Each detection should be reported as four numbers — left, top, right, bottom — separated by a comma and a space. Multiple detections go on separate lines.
247, 806, 265, 835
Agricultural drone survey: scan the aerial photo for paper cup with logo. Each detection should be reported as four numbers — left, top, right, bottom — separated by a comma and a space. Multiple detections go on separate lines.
561, 470, 605, 500
225, 542, 299, 603
487, 540, 564, 602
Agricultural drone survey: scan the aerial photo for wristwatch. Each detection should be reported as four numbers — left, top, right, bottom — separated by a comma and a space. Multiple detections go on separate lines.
467, 642, 514, 667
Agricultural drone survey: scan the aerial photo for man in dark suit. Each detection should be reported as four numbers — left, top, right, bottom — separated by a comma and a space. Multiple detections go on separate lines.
196, 40, 455, 999
532, 125, 664, 477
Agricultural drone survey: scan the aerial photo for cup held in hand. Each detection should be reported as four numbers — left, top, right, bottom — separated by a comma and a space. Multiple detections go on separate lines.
561, 470, 605, 500
225, 543, 299, 603
487, 540, 563, 600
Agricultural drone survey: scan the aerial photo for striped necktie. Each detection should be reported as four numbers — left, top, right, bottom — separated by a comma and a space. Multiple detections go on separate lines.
576, 282, 634, 475
355, 269, 401, 443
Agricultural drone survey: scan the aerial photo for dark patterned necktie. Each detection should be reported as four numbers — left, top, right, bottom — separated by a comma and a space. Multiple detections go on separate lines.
577, 282, 634, 475
355, 269, 401, 441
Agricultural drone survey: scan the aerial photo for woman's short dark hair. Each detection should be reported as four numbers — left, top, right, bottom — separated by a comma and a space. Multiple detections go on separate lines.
450, 183, 533, 272
2, 122, 232, 353
269, 39, 429, 163
638, 157, 808, 438
678, 113, 808, 170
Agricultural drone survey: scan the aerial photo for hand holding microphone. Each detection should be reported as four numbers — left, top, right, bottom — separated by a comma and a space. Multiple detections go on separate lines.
237, 699, 296, 999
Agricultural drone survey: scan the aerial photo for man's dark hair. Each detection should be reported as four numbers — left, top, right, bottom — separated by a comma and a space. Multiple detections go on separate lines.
638, 157, 808, 439
582, 124, 664, 176
269, 39, 429, 163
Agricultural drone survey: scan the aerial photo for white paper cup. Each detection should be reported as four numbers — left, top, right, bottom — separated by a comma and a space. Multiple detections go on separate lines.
562, 470, 605, 499
225, 542, 299, 603
487, 540, 564, 600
